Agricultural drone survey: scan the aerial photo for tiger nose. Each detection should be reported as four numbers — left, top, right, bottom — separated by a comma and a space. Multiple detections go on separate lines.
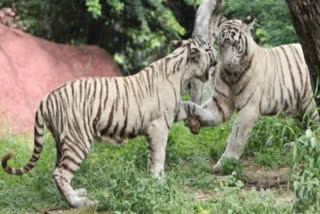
225, 61, 232, 67
232, 59, 237, 64
212, 59, 217, 66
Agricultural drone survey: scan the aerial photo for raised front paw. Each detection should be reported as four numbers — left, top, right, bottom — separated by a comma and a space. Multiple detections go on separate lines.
184, 115, 201, 134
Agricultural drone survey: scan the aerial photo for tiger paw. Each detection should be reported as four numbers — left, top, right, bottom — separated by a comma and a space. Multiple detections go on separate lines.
184, 115, 201, 134
69, 195, 94, 208
212, 161, 222, 174
74, 188, 87, 197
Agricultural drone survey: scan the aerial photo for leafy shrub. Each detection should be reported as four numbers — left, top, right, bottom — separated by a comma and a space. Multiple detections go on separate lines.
291, 129, 320, 213
221, 157, 243, 176
246, 115, 303, 169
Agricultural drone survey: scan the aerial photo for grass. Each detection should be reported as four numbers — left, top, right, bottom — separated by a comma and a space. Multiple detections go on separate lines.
0, 115, 315, 213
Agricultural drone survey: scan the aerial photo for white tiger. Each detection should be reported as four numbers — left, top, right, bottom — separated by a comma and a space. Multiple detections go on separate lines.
1, 38, 217, 208
181, 16, 319, 173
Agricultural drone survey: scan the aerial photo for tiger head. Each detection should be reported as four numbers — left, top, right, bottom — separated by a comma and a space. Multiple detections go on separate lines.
170, 38, 217, 82
217, 15, 255, 72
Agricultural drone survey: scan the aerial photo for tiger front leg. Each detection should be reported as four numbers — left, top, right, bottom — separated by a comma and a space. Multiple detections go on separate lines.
177, 100, 229, 134
213, 108, 259, 174
146, 119, 170, 178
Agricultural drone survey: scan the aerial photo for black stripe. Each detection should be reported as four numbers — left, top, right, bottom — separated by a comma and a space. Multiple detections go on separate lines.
235, 77, 250, 96
138, 74, 146, 98
213, 97, 225, 121
60, 155, 81, 166
35, 112, 44, 129
112, 123, 119, 136
164, 113, 170, 129
220, 70, 230, 86
101, 103, 115, 136
271, 100, 278, 115
233, 54, 253, 84
302, 75, 309, 99
34, 126, 43, 137
65, 131, 87, 157
281, 47, 297, 98
63, 141, 84, 162
150, 65, 155, 93
57, 91, 66, 132
71, 105, 85, 142
235, 126, 239, 139
61, 163, 76, 174
120, 115, 128, 138
259, 89, 264, 114
215, 87, 228, 99
156, 90, 161, 111
93, 103, 102, 135
146, 68, 152, 96
283, 100, 289, 111
129, 77, 142, 118
15, 169, 23, 175
236, 89, 256, 112
275, 50, 293, 106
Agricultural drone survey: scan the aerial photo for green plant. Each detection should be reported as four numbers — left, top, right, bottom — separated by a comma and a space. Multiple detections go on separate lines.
291, 129, 320, 213
245, 115, 303, 169
221, 157, 243, 176
0, 120, 296, 213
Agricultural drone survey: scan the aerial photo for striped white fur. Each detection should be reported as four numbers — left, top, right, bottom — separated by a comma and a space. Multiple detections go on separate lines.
1, 38, 217, 208
181, 16, 319, 173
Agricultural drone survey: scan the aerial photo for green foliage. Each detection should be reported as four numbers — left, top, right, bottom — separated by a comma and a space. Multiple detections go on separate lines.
291, 129, 320, 213
0, 0, 198, 75
0, 120, 296, 213
86, 0, 102, 18
246, 115, 303, 169
1, 0, 299, 74
223, 0, 298, 47
221, 157, 243, 176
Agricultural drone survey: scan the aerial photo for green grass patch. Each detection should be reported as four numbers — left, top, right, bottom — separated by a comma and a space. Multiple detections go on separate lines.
0, 117, 308, 213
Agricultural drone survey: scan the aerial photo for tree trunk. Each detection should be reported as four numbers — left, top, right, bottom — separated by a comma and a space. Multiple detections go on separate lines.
189, 0, 222, 104
285, 0, 320, 92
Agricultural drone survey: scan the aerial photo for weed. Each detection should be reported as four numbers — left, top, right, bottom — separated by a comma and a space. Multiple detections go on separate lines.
291, 128, 320, 212
221, 157, 243, 176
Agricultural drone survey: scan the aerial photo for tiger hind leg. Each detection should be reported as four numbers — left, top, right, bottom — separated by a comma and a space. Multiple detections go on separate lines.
53, 137, 92, 208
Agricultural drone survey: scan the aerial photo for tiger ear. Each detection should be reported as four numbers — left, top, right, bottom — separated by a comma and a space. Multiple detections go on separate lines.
170, 40, 183, 48
242, 15, 255, 32
188, 48, 201, 63
217, 16, 228, 28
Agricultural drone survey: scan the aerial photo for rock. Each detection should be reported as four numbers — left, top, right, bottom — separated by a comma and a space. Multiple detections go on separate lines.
0, 24, 121, 134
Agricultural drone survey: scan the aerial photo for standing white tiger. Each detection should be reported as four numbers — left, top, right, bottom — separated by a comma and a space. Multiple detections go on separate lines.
1, 39, 217, 208
182, 16, 319, 173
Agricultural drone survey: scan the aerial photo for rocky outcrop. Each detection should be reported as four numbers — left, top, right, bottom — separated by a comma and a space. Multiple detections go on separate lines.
0, 24, 121, 134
